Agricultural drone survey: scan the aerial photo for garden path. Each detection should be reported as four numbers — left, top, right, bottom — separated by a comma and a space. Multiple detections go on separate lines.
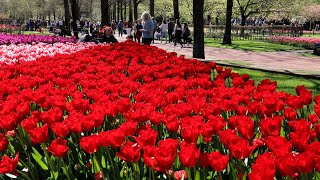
117, 36, 320, 77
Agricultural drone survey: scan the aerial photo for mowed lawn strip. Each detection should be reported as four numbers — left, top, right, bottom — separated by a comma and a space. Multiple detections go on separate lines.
204, 38, 304, 52
230, 67, 320, 96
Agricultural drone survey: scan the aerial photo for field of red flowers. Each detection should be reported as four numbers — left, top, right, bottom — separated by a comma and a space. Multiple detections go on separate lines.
267, 36, 320, 49
0, 42, 319, 180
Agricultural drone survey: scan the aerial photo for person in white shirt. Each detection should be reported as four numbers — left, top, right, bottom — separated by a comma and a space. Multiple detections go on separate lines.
159, 20, 168, 43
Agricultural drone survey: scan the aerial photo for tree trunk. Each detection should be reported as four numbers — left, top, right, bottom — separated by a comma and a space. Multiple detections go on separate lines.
241, 15, 246, 26
124, 0, 127, 21
193, 0, 205, 59
71, 0, 80, 38
63, 0, 71, 35
101, 0, 110, 26
113, 5, 116, 21
240, 14, 247, 37
173, 0, 179, 20
89, 0, 93, 19
129, 0, 133, 21
222, 0, 233, 45
117, 0, 120, 21
133, 0, 138, 20
120, 0, 123, 21
150, 0, 154, 17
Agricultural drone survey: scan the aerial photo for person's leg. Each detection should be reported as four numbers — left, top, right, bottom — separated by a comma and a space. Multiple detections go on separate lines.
164, 32, 168, 43
168, 30, 172, 42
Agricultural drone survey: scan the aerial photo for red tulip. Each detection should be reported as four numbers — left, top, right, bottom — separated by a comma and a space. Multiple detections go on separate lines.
28, 124, 49, 144
260, 116, 283, 137
0, 133, 8, 151
208, 151, 229, 171
276, 154, 298, 177
116, 141, 141, 163
178, 141, 200, 167
118, 121, 138, 137
284, 107, 297, 121
154, 138, 178, 171
248, 152, 275, 180
308, 114, 319, 124
51, 122, 70, 137
48, 138, 69, 157
133, 126, 158, 147
80, 135, 100, 154
0, 153, 19, 174
229, 137, 256, 159
296, 152, 315, 173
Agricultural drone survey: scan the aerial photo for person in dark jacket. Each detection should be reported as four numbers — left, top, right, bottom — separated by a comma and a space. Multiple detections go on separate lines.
101, 27, 118, 44
168, 19, 175, 43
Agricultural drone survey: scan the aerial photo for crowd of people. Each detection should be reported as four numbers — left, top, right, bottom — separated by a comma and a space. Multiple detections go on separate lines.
10, 12, 192, 46
101, 12, 192, 47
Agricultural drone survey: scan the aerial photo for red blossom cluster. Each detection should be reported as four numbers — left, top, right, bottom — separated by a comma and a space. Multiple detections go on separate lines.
0, 41, 319, 179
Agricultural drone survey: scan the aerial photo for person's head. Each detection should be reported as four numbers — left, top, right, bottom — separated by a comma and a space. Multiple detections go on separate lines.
141, 11, 151, 22
105, 27, 113, 36
162, 20, 167, 24
184, 23, 188, 27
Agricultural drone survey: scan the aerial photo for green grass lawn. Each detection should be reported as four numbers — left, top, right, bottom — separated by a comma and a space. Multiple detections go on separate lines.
230, 67, 320, 96
23, 30, 54, 36
302, 33, 320, 38
204, 38, 303, 52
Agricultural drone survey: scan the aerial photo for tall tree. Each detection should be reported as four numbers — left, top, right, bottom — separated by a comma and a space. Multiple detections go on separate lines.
235, 0, 278, 26
120, 0, 124, 21
133, 0, 143, 20
129, 0, 133, 21
124, 0, 127, 21
150, 0, 154, 17
101, 0, 110, 26
63, 0, 71, 35
223, 0, 233, 44
193, 0, 205, 59
117, 0, 120, 21
71, 0, 80, 38
173, 0, 179, 20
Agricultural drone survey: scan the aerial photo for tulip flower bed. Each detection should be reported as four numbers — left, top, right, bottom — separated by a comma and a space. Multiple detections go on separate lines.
0, 42, 320, 180
0, 24, 21, 33
0, 42, 106, 64
0, 34, 77, 45
267, 36, 320, 49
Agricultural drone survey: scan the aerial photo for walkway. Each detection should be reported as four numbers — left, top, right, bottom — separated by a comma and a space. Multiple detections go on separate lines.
117, 36, 320, 77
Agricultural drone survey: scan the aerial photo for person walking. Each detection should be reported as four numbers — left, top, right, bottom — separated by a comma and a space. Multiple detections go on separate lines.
159, 20, 168, 43
126, 20, 133, 36
135, 19, 143, 44
182, 23, 191, 47
168, 19, 175, 43
139, 12, 154, 45
117, 20, 124, 37
152, 17, 157, 43
173, 19, 183, 47
111, 20, 116, 34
